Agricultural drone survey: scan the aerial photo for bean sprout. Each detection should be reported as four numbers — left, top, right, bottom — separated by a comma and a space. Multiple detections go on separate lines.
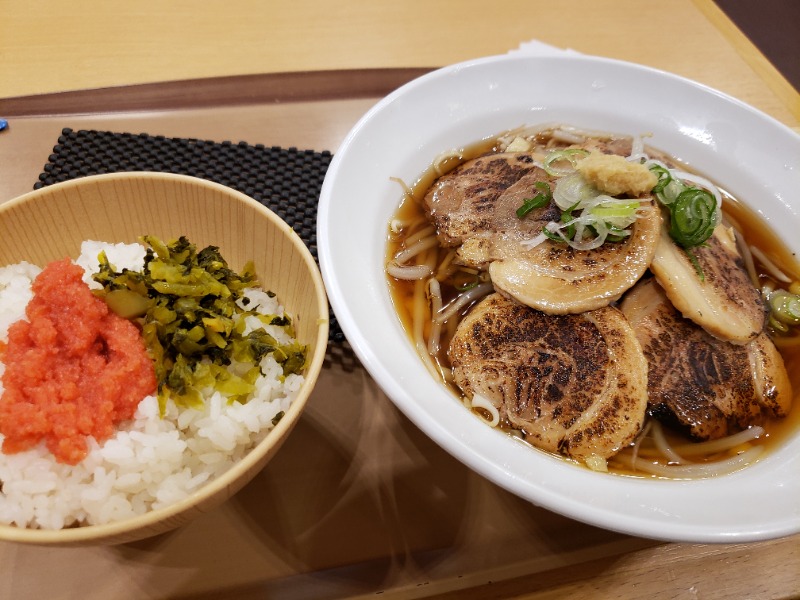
427, 278, 443, 356
433, 282, 494, 324
750, 246, 792, 283
389, 176, 414, 202
386, 262, 432, 280
393, 234, 439, 265
670, 426, 764, 457
618, 447, 763, 479
651, 421, 688, 464
403, 225, 437, 247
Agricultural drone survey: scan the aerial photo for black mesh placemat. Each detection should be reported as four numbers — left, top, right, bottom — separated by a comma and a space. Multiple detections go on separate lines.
34, 128, 348, 346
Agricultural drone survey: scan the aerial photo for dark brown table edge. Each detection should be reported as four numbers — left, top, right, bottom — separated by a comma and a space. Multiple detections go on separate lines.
0, 68, 436, 117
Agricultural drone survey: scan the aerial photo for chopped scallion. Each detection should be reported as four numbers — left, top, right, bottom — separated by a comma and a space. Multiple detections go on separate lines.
542, 148, 589, 177
769, 290, 800, 326
516, 182, 552, 218
668, 188, 718, 248
649, 164, 719, 260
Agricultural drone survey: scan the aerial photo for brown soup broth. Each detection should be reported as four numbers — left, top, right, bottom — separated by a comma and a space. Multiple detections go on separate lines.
723, 195, 800, 455
386, 132, 800, 473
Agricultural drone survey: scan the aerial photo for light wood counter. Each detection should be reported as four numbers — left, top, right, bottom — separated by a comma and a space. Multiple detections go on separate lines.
1, 0, 797, 124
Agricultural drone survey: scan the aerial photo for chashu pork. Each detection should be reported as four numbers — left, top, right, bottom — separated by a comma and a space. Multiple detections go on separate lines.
620, 277, 791, 441
424, 150, 662, 315
424, 152, 558, 250
448, 293, 649, 462
488, 203, 661, 314
650, 221, 766, 344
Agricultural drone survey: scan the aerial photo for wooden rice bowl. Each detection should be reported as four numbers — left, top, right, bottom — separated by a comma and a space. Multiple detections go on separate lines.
0, 172, 329, 545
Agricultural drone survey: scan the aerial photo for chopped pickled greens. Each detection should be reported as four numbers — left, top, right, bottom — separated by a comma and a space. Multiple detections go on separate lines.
93, 236, 308, 415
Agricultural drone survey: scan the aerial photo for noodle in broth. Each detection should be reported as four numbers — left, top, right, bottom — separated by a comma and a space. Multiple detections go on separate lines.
386, 125, 800, 479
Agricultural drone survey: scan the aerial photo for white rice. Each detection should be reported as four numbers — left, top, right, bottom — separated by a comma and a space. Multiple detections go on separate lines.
0, 241, 304, 529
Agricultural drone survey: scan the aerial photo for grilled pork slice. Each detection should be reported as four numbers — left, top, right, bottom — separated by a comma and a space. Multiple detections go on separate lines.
423, 152, 662, 314
449, 293, 648, 462
650, 223, 766, 343
489, 203, 661, 314
621, 278, 791, 441
424, 152, 558, 250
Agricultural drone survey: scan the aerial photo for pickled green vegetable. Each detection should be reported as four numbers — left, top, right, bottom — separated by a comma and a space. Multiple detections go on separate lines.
93, 236, 307, 415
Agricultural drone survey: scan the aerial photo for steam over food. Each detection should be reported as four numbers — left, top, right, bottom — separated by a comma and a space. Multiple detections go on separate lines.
387, 124, 798, 477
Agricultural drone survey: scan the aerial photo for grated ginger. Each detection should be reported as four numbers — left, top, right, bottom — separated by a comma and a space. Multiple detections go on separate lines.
576, 152, 657, 196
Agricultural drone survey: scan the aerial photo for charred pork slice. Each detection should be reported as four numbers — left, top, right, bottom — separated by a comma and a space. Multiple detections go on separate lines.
424, 152, 558, 250
448, 293, 648, 463
620, 278, 791, 441
489, 202, 661, 314
423, 152, 661, 315
650, 224, 766, 343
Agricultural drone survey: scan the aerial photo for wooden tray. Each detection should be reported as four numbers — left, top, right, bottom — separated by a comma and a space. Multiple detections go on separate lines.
0, 70, 798, 600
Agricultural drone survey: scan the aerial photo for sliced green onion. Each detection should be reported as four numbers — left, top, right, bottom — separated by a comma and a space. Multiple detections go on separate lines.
516, 182, 552, 218
516, 194, 549, 218
542, 148, 589, 177
769, 315, 789, 333
669, 188, 718, 248
660, 178, 686, 205
552, 172, 599, 210
649, 163, 719, 255
769, 290, 800, 326
560, 201, 579, 239
538, 196, 638, 250
649, 164, 671, 193
605, 224, 632, 243
606, 234, 628, 243
450, 268, 481, 291
454, 275, 480, 291
522, 163, 648, 251
588, 200, 640, 228
649, 163, 686, 205
542, 226, 565, 243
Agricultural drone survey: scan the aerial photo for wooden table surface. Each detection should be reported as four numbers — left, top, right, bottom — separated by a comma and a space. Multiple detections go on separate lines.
1, 1, 799, 599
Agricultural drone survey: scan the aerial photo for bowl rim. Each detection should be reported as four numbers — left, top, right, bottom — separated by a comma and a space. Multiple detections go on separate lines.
0, 172, 330, 544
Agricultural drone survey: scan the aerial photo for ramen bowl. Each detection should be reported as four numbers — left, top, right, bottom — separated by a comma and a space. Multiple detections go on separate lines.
0, 172, 329, 545
317, 54, 800, 543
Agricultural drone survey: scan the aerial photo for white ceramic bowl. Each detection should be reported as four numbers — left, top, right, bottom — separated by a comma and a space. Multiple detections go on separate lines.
317, 54, 800, 543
